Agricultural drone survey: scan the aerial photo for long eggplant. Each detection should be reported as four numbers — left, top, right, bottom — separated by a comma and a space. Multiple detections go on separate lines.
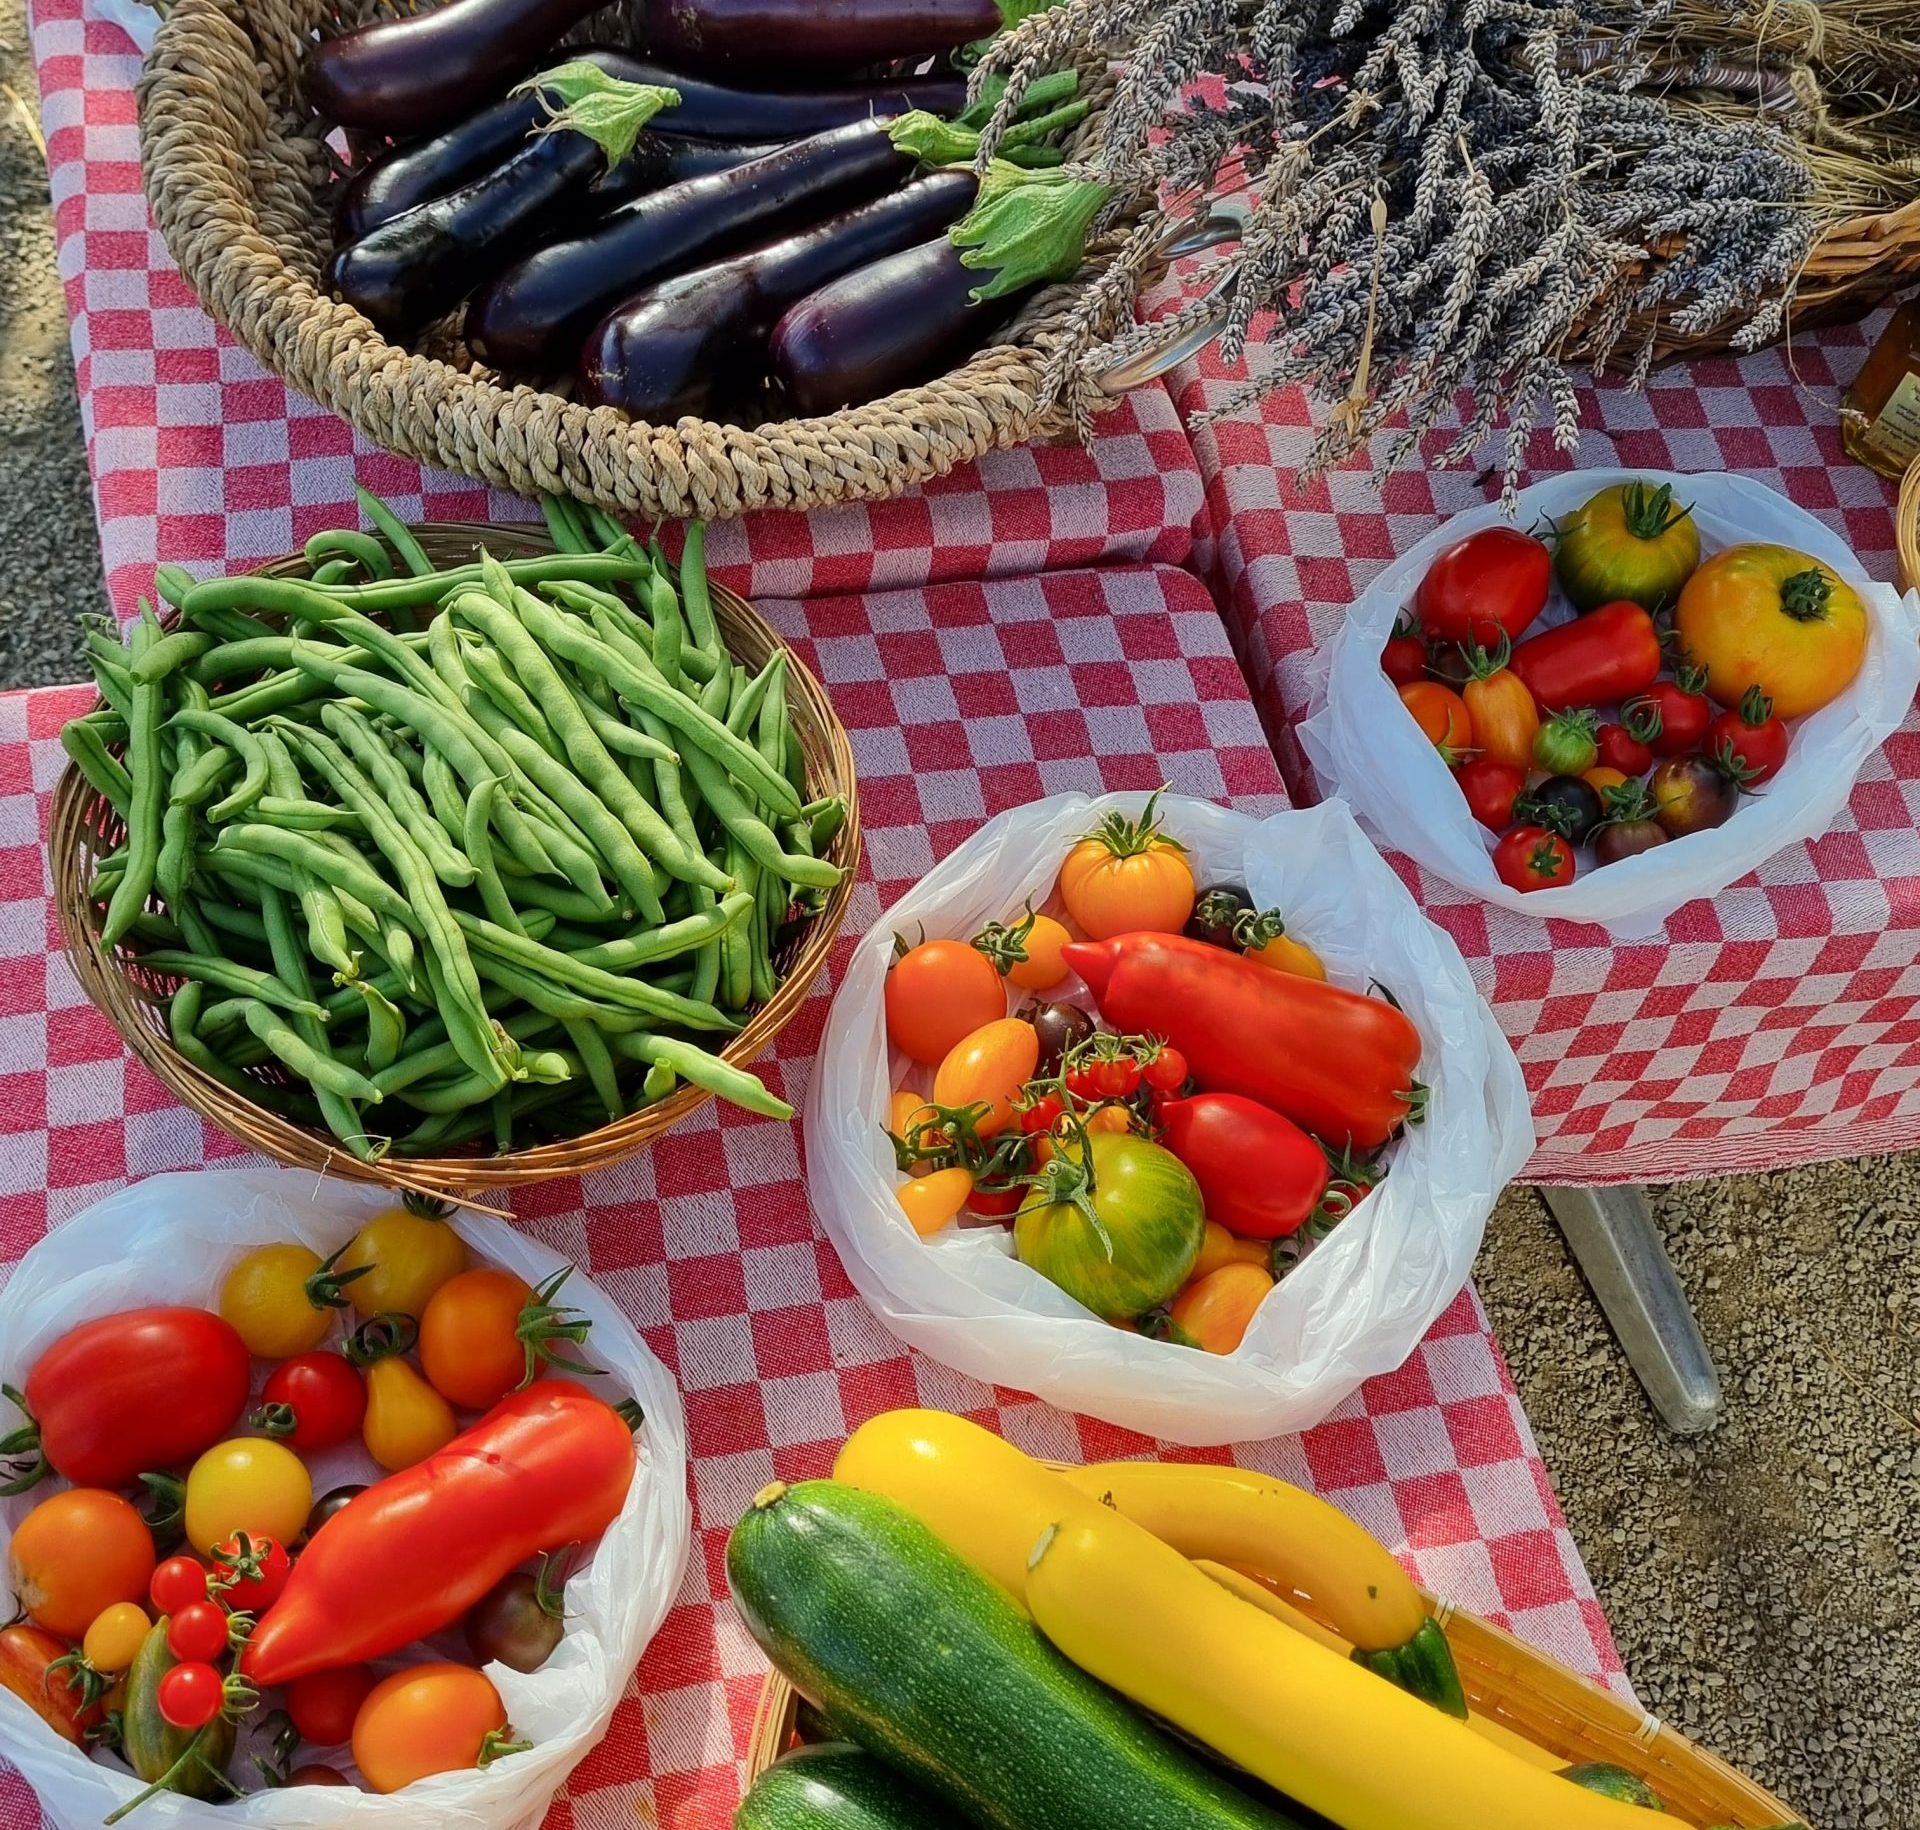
467, 118, 911, 377
580, 170, 976, 420
646, 0, 1001, 71
334, 48, 774, 240
329, 76, 679, 341
306, 0, 606, 133
771, 235, 1023, 412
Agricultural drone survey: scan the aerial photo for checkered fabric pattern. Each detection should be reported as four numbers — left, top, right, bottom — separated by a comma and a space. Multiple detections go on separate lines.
26, 0, 1208, 621
0, 567, 1621, 1828
1153, 281, 1920, 1184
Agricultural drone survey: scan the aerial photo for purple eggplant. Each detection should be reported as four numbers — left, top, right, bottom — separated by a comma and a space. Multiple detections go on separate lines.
646, 0, 1001, 71
771, 235, 1023, 412
329, 76, 679, 341
467, 118, 911, 377
305, 0, 606, 133
580, 170, 976, 420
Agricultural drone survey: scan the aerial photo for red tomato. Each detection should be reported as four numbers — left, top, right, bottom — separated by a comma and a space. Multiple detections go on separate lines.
166, 1600, 230, 1665
1018, 1093, 1063, 1134
211, 1533, 291, 1613
1493, 825, 1576, 893
1142, 1046, 1188, 1093
966, 1180, 1029, 1220
1623, 672, 1712, 756
1064, 1066, 1101, 1101
1414, 527, 1552, 648
1453, 759, 1527, 831
286, 1663, 377, 1747
1594, 722, 1653, 776
254, 1353, 367, 1455
884, 939, 1007, 1067
150, 1557, 208, 1616
1091, 1056, 1142, 1099
157, 1661, 224, 1731
1706, 686, 1790, 786
1380, 619, 1427, 687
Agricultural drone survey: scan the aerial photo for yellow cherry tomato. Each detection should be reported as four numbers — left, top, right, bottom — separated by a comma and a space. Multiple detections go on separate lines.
1059, 796, 1195, 940
184, 1438, 312, 1556
352, 1663, 518, 1794
932, 1018, 1040, 1140
419, 1269, 535, 1412
1583, 765, 1631, 797
1192, 1221, 1272, 1283
219, 1242, 353, 1358
335, 1196, 469, 1319
82, 1602, 151, 1676
897, 1168, 973, 1238
1245, 931, 1326, 981
973, 906, 1075, 991
362, 1357, 459, 1472
1170, 1262, 1276, 1355
888, 1088, 942, 1175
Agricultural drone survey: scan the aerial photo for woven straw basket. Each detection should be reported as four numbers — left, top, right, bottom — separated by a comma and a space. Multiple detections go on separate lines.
745, 1585, 1807, 1828
49, 524, 859, 1206
136, 0, 1143, 524
1900, 452, 1919, 591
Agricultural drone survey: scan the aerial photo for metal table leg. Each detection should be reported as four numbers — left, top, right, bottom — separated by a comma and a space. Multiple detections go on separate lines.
1539, 1184, 1724, 1435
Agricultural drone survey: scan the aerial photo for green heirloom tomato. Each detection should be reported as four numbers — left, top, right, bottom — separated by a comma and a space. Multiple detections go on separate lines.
1551, 480, 1701, 612
1015, 1132, 1204, 1319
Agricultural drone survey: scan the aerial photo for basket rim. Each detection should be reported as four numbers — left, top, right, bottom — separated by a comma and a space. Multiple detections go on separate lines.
50, 520, 861, 1201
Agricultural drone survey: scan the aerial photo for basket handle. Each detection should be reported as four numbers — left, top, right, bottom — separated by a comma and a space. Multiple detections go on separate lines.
1095, 198, 1246, 396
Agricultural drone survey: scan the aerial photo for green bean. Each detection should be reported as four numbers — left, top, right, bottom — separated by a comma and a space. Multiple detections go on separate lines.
125, 909, 185, 947
678, 738, 841, 890
581, 503, 640, 555
101, 617, 166, 948
187, 636, 301, 685
60, 721, 132, 818
678, 521, 723, 662
461, 776, 524, 936
240, 1000, 385, 1103
719, 841, 753, 1011
564, 1017, 622, 1121
644, 567, 683, 693
569, 892, 753, 972
306, 528, 393, 580
519, 591, 800, 817
611, 1031, 792, 1119
154, 565, 197, 610
501, 873, 625, 923
319, 702, 476, 889
170, 710, 271, 823
307, 560, 356, 587
138, 950, 328, 1018
168, 743, 236, 810
131, 629, 213, 684
356, 485, 435, 580
420, 748, 470, 848
563, 678, 678, 766
199, 843, 299, 897
500, 793, 619, 915
464, 949, 638, 1031
356, 981, 406, 1072
214, 825, 415, 924
540, 495, 593, 554
461, 640, 568, 763
156, 728, 200, 911
210, 666, 332, 723
185, 552, 650, 618
251, 795, 362, 833
192, 897, 269, 946
452, 911, 737, 1031
642, 1059, 677, 1103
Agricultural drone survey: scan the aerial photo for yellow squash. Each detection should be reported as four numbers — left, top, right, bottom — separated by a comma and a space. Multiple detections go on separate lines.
1027, 1511, 1657, 1830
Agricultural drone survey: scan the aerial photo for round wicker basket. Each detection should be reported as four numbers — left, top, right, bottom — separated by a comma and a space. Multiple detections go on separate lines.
136, 0, 1135, 524
745, 1593, 1808, 1828
49, 524, 860, 1203
1899, 451, 1919, 592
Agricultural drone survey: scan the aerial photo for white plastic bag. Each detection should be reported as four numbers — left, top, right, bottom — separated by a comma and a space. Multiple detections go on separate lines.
1298, 469, 1920, 939
0, 1167, 691, 1830
805, 793, 1533, 1447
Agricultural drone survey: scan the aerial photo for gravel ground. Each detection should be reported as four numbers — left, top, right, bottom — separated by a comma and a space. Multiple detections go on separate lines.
0, 19, 1913, 1830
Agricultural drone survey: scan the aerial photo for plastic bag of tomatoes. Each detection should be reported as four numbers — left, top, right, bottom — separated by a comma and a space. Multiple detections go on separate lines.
807, 792, 1532, 1447
1300, 469, 1920, 937
0, 1166, 689, 1830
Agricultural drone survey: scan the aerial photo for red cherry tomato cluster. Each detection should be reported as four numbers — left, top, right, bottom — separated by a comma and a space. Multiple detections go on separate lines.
1385, 500, 1795, 892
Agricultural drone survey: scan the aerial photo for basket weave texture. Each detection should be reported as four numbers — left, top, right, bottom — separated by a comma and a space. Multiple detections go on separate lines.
1900, 452, 1920, 592
136, 0, 1124, 523
50, 524, 860, 1203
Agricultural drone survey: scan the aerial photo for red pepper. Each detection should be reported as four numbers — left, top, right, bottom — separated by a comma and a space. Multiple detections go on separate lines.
1060, 933, 1422, 1151
1507, 602, 1662, 712
242, 1381, 636, 1686
1156, 1094, 1329, 1238
1, 1307, 251, 1494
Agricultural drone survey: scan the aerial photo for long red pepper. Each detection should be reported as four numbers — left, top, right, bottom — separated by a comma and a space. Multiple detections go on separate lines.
242, 1381, 636, 1686
1063, 933, 1422, 1151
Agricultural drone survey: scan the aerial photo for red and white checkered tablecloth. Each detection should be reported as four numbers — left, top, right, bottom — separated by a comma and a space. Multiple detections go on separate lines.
27, 0, 1208, 620
0, 566, 1622, 1829
1155, 289, 1920, 1185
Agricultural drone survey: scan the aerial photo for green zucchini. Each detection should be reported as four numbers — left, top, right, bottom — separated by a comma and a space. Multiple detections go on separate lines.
1559, 1762, 1664, 1809
122, 1620, 235, 1801
726, 1481, 1309, 1830
737, 1744, 969, 1829
1350, 1617, 1469, 1718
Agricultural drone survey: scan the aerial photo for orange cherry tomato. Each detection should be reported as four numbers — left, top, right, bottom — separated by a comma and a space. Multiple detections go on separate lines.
1007, 914, 1073, 991
419, 1269, 536, 1411
1192, 1221, 1272, 1283
931, 1018, 1040, 1140
9, 1490, 156, 1640
885, 939, 1007, 1067
1460, 652, 1539, 771
897, 1168, 973, 1238
1583, 765, 1631, 796
1058, 796, 1195, 940
1170, 1262, 1276, 1355
351, 1662, 519, 1794
1245, 932, 1326, 981
1398, 680, 1473, 754
888, 1088, 942, 1174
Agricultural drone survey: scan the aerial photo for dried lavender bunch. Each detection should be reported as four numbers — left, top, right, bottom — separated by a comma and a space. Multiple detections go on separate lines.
973, 0, 1819, 494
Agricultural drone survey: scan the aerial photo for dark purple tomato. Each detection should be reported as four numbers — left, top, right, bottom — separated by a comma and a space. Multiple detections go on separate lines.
302, 1485, 366, 1544
1184, 884, 1251, 951
1592, 821, 1671, 866
464, 1568, 565, 1673
288, 1764, 353, 1787
1650, 757, 1738, 837
1517, 775, 1604, 845
1021, 1000, 1094, 1075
